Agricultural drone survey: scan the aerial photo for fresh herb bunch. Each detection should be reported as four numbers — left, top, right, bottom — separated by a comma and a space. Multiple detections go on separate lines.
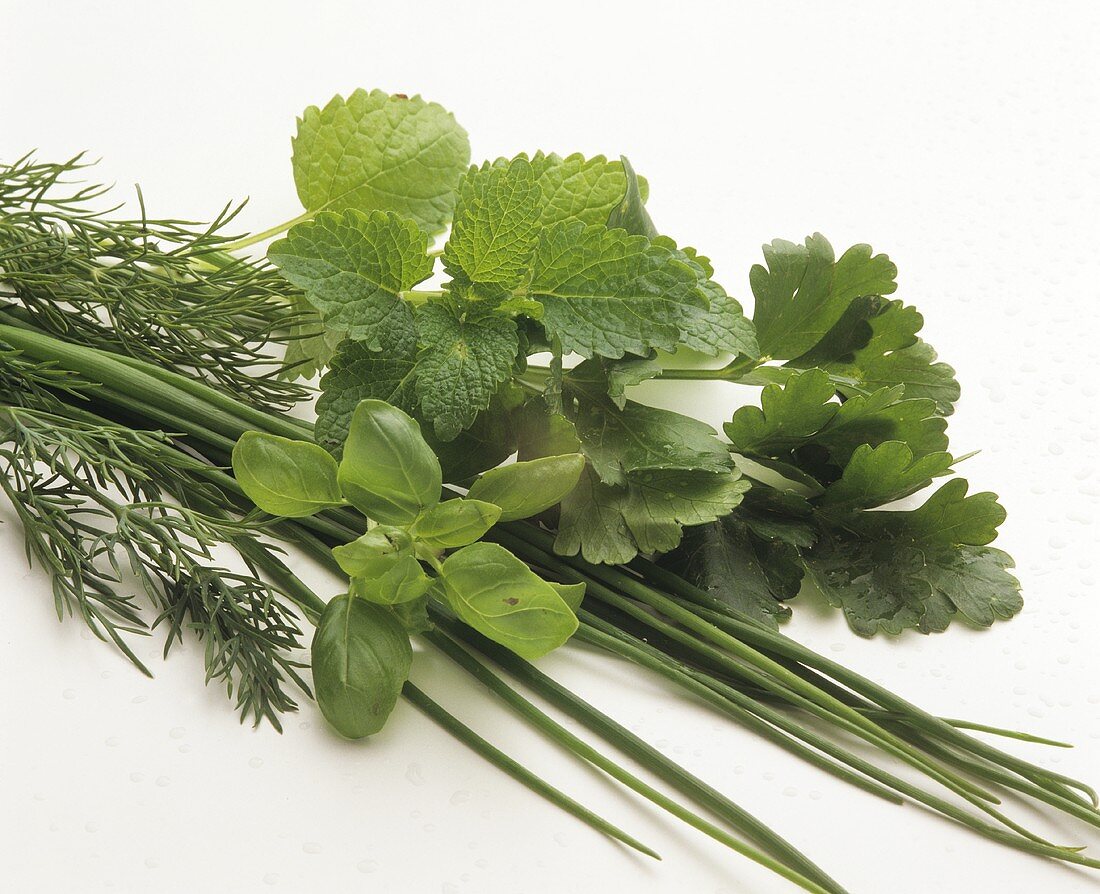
1, 88, 1095, 894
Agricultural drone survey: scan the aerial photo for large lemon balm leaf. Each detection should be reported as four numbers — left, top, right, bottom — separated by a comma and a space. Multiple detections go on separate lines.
292, 89, 470, 234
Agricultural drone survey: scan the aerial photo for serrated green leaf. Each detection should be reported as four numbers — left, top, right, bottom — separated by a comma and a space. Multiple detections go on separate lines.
726, 368, 839, 456
663, 243, 759, 358
876, 477, 1006, 549
530, 152, 649, 226
660, 516, 799, 628
919, 546, 1022, 627
316, 342, 418, 454
268, 210, 430, 353
232, 431, 343, 518
751, 234, 897, 359
292, 89, 470, 234
280, 294, 346, 380
529, 222, 708, 359
440, 542, 578, 660
414, 301, 519, 441
444, 158, 541, 290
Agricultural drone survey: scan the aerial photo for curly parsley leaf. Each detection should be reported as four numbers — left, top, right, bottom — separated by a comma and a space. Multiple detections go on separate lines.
292, 89, 470, 234
413, 301, 519, 441
750, 235, 898, 360
268, 210, 431, 354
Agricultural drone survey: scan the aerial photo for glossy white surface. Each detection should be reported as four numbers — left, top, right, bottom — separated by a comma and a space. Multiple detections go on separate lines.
2, 2, 1098, 891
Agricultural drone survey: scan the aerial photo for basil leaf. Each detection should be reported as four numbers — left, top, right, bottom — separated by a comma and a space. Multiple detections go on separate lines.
351, 555, 433, 605
231, 431, 342, 518
338, 399, 441, 524
440, 542, 578, 660
331, 526, 413, 577
550, 581, 586, 613
466, 454, 585, 521
311, 595, 411, 738
410, 498, 501, 549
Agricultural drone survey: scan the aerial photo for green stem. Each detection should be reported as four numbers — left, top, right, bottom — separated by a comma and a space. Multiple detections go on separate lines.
425, 627, 835, 894
220, 209, 316, 252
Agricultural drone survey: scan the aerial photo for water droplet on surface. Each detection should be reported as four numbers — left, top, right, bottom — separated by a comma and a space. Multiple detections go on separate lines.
302, 842, 322, 855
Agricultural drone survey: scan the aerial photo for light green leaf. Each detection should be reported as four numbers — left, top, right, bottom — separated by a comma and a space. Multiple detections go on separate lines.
332, 526, 413, 578
466, 454, 586, 522
338, 399, 441, 524
311, 595, 412, 738
292, 89, 470, 234
351, 555, 434, 606
529, 222, 708, 359
411, 498, 501, 548
530, 152, 649, 226
268, 210, 431, 353
664, 243, 759, 358
232, 431, 343, 518
440, 542, 578, 660
444, 158, 541, 291
750, 234, 897, 360
550, 581, 586, 613
414, 301, 518, 440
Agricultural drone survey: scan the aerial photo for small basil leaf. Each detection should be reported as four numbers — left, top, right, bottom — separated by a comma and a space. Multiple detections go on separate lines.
338, 399, 442, 524
232, 431, 343, 518
351, 555, 434, 605
440, 542, 578, 660
466, 454, 585, 521
311, 595, 411, 738
392, 594, 433, 634
331, 526, 413, 578
549, 581, 586, 613
410, 498, 501, 548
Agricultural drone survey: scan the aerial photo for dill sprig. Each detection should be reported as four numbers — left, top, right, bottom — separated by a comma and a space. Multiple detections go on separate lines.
0, 154, 310, 411
0, 373, 310, 729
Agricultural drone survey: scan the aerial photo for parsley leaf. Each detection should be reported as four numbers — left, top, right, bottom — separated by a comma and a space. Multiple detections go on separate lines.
750, 234, 898, 360
268, 210, 431, 354
292, 89, 470, 234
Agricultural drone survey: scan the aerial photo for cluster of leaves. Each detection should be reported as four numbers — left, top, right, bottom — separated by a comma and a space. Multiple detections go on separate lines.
232, 399, 586, 737
264, 88, 1018, 639
662, 240, 1019, 636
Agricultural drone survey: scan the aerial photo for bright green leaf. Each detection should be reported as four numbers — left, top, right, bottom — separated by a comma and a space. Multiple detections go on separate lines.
338, 399, 441, 524
268, 210, 431, 353
466, 454, 586, 522
332, 525, 413, 577
292, 89, 470, 234
550, 581, 586, 613
411, 498, 501, 548
231, 431, 343, 518
351, 555, 434, 605
440, 542, 578, 660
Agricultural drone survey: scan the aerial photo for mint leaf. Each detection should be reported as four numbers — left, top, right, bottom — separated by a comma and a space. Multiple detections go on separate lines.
751, 235, 897, 360
531, 152, 649, 226
668, 244, 758, 358
414, 301, 519, 440
444, 157, 541, 292
292, 89, 470, 234
268, 210, 431, 353
530, 222, 707, 359
316, 341, 417, 454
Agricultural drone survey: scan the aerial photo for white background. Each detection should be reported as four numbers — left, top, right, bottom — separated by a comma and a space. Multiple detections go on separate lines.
2, 2, 1099, 892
